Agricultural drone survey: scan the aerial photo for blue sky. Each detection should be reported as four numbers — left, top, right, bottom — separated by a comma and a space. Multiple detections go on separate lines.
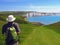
0, 0, 60, 12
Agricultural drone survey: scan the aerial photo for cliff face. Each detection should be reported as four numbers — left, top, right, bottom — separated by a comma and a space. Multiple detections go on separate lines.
26, 12, 60, 17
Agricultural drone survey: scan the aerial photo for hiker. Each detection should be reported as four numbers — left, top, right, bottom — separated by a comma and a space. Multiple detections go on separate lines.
2, 15, 21, 45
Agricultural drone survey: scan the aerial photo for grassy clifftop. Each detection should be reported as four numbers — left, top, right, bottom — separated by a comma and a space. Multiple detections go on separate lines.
21, 25, 60, 45
0, 14, 60, 45
45, 22, 60, 34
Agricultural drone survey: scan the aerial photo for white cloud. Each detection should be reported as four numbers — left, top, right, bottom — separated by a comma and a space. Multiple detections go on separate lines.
1, 5, 60, 12
24, 5, 60, 13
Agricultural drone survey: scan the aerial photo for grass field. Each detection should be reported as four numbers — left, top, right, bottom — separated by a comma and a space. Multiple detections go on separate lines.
0, 15, 60, 45
21, 26, 60, 45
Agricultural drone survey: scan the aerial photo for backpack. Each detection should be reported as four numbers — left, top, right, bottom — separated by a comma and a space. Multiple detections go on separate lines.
7, 23, 18, 41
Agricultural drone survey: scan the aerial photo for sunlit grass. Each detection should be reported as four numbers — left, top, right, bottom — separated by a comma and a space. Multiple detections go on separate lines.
21, 26, 60, 45
0, 15, 60, 45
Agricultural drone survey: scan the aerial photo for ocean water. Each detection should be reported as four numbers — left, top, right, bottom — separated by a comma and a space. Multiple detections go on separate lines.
27, 15, 60, 25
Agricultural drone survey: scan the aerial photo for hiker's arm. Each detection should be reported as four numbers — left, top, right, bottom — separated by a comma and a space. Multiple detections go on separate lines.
2, 25, 6, 35
15, 23, 21, 34
2, 25, 7, 39
16, 24, 21, 39
16, 25, 21, 41
17, 32, 20, 40
14, 23, 21, 40
17, 32, 20, 39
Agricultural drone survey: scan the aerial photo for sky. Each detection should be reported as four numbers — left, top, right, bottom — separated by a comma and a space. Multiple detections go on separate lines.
0, 0, 60, 12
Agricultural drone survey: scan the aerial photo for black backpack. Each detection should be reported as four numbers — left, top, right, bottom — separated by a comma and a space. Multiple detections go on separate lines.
7, 23, 18, 41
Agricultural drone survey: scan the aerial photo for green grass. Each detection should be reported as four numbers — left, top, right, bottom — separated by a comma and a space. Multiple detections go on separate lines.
0, 21, 6, 45
20, 23, 35, 43
45, 22, 60, 34
0, 15, 60, 45
21, 26, 60, 45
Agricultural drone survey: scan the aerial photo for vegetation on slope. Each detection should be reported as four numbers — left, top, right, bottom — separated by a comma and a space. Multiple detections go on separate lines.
0, 12, 60, 45
21, 26, 60, 45
45, 22, 60, 34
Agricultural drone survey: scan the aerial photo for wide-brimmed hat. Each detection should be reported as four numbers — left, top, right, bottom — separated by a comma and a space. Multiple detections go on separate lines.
6, 15, 16, 22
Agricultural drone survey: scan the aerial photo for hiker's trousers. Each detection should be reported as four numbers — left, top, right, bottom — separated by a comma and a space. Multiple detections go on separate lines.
5, 41, 20, 45
13, 41, 20, 45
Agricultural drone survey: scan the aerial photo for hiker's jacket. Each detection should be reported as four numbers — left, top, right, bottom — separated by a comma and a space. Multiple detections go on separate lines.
2, 22, 20, 45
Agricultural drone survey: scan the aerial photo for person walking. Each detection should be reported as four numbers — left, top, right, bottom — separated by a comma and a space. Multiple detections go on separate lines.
2, 15, 21, 45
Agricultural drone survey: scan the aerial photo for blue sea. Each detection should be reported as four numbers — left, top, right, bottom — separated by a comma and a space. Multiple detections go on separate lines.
27, 15, 60, 25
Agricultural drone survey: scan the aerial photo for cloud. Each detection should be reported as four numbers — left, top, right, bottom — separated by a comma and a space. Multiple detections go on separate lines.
24, 5, 60, 12
1, 4, 60, 12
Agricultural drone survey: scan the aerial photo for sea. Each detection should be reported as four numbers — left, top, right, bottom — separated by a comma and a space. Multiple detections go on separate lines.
27, 15, 60, 25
